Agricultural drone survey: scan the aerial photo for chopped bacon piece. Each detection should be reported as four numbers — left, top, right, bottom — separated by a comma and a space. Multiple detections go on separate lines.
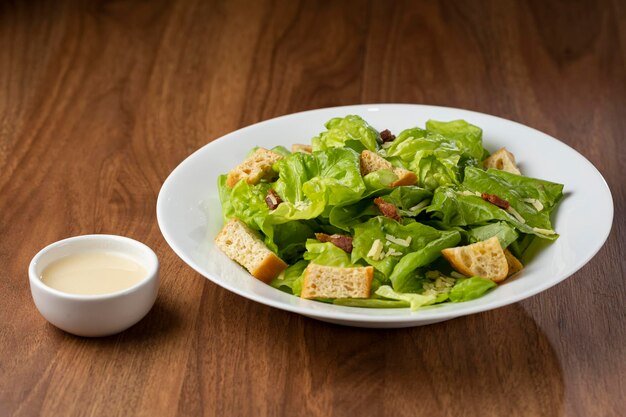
315, 233, 353, 253
373, 197, 401, 221
481, 193, 510, 210
265, 189, 283, 210
380, 129, 396, 142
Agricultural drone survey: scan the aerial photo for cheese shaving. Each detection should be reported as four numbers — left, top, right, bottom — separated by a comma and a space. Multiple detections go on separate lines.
385, 249, 403, 257
460, 190, 481, 197
294, 200, 310, 210
523, 198, 544, 211
506, 206, 526, 224
435, 276, 455, 289
367, 239, 384, 260
450, 271, 467, 280
385, 234, 412, 247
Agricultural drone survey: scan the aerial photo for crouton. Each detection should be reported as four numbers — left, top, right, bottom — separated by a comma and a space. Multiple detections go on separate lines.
483, 148, 521, 175
504, 249, 524, 277
359, 150, 417, 187
214, 218, 287, 283
441, 236, 508, 282
226, 148, 283, 188
291, 144, 312, 154
301, 264, 373, 299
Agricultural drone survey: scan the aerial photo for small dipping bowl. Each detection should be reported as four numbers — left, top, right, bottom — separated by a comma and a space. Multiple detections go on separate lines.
29, 235, 159, 337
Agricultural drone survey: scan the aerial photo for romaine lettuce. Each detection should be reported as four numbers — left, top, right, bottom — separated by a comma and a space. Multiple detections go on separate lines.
351, 216, 461, 292
312, 115, 380, 152
449, 277, 497, 302
425, 119, 489, 160
269, 148, 366, 223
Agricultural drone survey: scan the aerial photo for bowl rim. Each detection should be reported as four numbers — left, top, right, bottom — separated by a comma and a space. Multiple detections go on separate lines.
29, 234, 159, 300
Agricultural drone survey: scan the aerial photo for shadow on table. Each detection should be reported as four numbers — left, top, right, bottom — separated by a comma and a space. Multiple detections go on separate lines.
289, 304, 565, 416
44, 296, 182, 345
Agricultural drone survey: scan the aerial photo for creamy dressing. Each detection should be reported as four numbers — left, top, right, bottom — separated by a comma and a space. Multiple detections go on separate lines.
41, 252, 146, 295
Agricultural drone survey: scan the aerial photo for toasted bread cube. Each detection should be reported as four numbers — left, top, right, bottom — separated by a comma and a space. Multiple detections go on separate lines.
291, 144, 312, 154
390, 167, 418, 187
441, 236, 508, 282
360, 150, 417, 187
215, 218, 287, 283
483, 148, 521, 175
504, 249, 523, 277
226, 148, 283, 188
301, 264, 373, 299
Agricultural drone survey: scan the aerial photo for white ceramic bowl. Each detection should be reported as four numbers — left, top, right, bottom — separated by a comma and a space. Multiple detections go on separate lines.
29, 235, 159, 337
157, 104, 613, 328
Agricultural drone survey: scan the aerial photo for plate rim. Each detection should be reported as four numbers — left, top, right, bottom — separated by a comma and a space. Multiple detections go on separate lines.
156, 103, 614, 323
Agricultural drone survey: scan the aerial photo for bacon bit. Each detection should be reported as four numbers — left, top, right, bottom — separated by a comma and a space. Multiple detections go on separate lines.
265, 189, 283, 210
380, 129, 396, 142
315, 233, 353, 253
374, 197, 401, 221
481, 193, 510, 210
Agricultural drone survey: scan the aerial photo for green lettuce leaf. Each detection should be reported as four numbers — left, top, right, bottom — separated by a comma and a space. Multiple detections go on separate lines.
425, 119, 489, 160
328, 200, 379, 231
312, 115, 380, 152
467, 222, 519, 248
362, 170, 398, 196
228, 180, 271, 232
379, 186, 433, 217
375, 285, 436, 311
384, 131, 463, 190
217, 174, 235, 224
427, 187, 556, 239
463, 167, 560, 230
270, 145, 292, 157
302, 239, 352, 267
269, 148, 366, 223
449, 277, 497, 302
483, 168, 564, 213
270, 260, 308, 295
417, 154, 459, 190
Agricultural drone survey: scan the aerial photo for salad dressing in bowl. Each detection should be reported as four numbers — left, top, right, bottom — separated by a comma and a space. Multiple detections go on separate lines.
41, 252, 147, 295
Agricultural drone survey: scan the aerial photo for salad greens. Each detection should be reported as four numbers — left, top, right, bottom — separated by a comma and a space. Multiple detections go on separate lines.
218, 115, 564, 310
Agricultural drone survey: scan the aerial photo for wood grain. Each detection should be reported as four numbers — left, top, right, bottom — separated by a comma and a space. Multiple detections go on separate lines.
1, 0, 624, 416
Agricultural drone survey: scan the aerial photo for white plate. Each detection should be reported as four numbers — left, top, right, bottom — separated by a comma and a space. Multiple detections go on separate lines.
156, 104, 613, 328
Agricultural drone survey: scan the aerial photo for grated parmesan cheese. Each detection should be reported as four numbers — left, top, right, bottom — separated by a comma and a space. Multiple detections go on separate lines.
435, 277, 455, 290
460, 190, 481, 197
506, 206, 526, 224
367, 239, 384, 260
294, 200, 310, 210
523, 198, 544, 211
385, 249, 403, 257
450, 271, 467, 280
385, 234, 412, 247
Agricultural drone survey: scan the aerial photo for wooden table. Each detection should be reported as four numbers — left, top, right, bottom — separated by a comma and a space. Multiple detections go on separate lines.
1, 1, 624, 416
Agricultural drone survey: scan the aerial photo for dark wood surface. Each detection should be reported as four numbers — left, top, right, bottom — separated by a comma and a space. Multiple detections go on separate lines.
1, 1, 624, 416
